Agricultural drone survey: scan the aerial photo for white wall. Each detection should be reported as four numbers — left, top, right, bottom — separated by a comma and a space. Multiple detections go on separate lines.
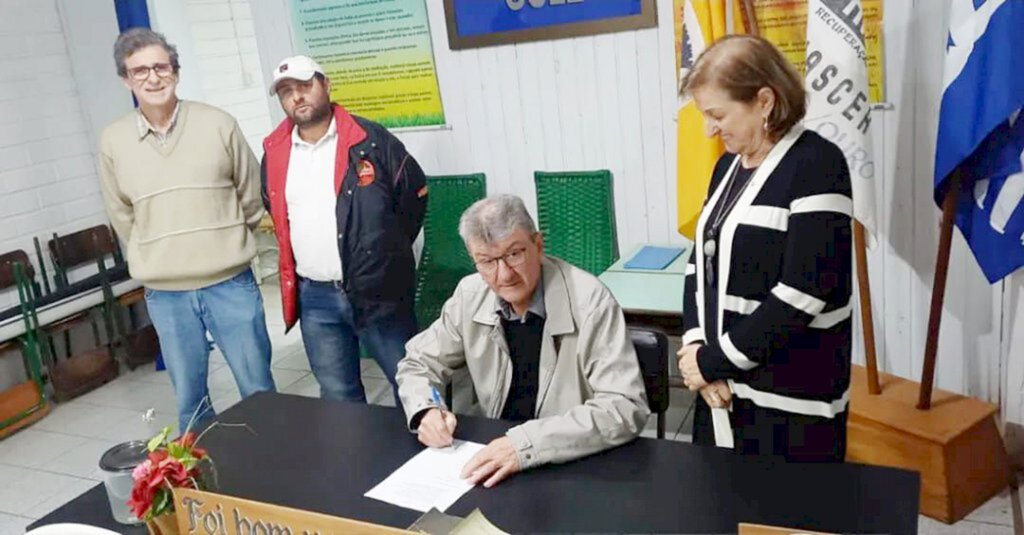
181, 0, 273, 153
1004, 273, 1024, 423
249, 0, 1024, 422
147, 0, 208, 101
0, 0, 272, 300
58, 0, 132, 154
149, 0, 274, 154
0, 0, 111, 304
0, 0, 114, 388
253, 0, 686, 250
0, 0, 271, 386
409, 0, 684, 250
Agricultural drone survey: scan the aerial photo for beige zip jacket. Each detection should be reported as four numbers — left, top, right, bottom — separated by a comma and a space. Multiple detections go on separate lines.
397, 256, 650, 470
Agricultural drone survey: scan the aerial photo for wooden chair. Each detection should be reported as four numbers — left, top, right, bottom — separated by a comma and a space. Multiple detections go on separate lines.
109, 229, 146, 329
44, 227, 116, 350
51, 225, 156, 369
39, 226, 123, 400
107, 229, 153, 370
0, 251, 51, 438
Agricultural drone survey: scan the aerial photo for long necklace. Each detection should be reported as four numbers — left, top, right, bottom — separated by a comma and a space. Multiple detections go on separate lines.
703, 161, 756, 286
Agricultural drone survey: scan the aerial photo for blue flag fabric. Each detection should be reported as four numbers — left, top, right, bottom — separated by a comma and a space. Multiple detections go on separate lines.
114, 0, 151, 32
935, 0, 1024, 283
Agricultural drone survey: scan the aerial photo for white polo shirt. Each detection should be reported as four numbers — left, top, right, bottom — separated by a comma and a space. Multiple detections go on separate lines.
285, 118, 343, 282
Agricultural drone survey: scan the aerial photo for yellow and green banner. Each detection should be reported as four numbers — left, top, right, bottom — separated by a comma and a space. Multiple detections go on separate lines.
747, 0, 884, 103
290, 0, 445, 128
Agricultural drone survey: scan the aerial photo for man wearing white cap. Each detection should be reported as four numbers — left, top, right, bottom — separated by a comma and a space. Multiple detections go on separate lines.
261, 55, 427, 404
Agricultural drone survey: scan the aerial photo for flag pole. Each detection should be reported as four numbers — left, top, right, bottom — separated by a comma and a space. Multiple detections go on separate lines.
918, 171, 960, 410
739, 0, 758, 35
854, 220, 881, 394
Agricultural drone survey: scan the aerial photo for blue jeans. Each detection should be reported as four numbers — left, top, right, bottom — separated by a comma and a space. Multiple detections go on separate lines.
298, 278, 415, 404
145, 269, 275, 433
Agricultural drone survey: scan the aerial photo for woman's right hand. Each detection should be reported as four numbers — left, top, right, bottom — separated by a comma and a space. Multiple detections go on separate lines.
699, 381, 732, 409
676, 343, 708, 390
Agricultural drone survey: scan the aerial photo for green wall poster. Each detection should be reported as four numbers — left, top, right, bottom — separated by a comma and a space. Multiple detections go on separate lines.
290, 0, 446, 128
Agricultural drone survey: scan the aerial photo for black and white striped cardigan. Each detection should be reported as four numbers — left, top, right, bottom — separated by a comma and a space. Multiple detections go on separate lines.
682, 126, 853, 420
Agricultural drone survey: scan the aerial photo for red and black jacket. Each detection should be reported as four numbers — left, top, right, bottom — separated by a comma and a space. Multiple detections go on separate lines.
261, 104, 427, 331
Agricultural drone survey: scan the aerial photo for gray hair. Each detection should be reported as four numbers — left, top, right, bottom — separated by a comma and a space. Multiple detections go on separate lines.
113, 28, 180, 77
458, 195, 538, 246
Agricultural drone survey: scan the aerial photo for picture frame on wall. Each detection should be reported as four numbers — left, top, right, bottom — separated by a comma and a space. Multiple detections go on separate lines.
443, 0, 657, 50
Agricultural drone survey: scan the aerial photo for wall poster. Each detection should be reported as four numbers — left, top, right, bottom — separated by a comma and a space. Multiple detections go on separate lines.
290, 0, 446, 128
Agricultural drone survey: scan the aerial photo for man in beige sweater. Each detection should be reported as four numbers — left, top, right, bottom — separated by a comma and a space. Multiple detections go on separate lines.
98, 28, 275, 433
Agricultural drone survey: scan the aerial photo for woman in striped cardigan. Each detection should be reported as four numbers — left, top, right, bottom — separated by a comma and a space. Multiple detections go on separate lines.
677, 35, 853, 462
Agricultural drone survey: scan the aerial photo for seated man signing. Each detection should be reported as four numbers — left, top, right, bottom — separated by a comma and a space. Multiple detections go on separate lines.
396, 194, 649, 488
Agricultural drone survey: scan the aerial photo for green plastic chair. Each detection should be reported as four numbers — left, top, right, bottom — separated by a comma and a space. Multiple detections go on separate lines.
414, 174, 487, 329
534, 170, 619, 275
360, 171, 487, 363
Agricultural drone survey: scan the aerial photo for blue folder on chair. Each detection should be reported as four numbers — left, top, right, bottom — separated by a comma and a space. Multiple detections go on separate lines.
623, 246, 684, 270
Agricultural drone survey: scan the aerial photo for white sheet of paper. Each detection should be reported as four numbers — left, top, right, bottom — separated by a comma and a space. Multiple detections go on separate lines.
365, 440, 486, 513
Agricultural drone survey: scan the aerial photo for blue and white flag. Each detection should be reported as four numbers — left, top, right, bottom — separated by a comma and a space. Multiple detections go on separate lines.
936, 0, 1024, 283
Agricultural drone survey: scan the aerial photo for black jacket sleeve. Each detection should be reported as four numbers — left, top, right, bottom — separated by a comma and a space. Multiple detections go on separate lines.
260, 155, 271, 213
384, 133, 427, 243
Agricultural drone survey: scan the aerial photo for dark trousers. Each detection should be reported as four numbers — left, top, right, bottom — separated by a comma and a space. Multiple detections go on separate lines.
693, 395, 847, 463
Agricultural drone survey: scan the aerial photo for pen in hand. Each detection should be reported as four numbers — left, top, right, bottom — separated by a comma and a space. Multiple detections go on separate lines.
431, 386, 455, 449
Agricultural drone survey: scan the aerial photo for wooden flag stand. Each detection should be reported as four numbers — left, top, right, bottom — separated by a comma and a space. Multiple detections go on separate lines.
846, 175, 1012, 523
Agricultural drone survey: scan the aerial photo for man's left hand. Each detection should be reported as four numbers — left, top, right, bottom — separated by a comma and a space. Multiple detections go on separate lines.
677, 344, 709, 391
460, 436, 521, 488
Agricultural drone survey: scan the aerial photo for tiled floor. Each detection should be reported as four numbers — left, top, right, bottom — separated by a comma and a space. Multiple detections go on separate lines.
0, 282, 1016, 534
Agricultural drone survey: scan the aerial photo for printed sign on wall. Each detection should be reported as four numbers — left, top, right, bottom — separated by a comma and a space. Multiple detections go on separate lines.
444, 0, 657, 50
291, 0, 446, 128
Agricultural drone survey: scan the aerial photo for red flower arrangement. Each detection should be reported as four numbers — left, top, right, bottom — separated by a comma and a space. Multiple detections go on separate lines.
127, 426, 216, 522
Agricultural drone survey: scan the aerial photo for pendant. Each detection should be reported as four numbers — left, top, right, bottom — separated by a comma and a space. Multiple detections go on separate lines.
704, 239, 717, 258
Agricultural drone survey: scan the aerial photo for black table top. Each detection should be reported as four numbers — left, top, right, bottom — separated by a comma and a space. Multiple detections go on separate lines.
32, 392, 920, 534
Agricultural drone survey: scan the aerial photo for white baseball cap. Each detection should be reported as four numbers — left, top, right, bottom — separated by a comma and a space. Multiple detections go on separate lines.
268, 55, 325, 96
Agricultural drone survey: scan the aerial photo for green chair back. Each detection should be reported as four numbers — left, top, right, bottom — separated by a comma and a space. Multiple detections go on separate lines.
0, 252, 45, 389
414, 174, 487, 328
0, 259, 50, 436
534, 170, 619, 275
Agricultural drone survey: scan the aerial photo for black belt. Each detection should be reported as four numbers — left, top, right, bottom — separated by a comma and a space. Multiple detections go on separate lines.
299, 277, 344, 289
